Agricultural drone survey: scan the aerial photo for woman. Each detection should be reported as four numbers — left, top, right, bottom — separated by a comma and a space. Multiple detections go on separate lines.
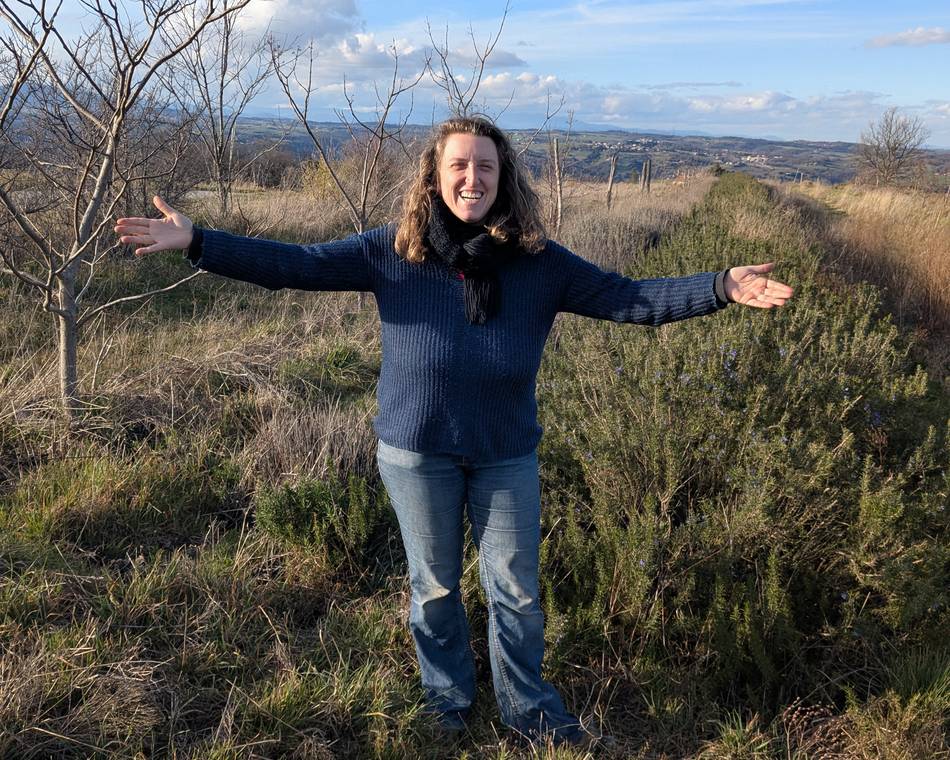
115, 116, 793, 747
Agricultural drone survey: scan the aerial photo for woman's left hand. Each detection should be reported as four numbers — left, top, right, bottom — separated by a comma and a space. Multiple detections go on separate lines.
724, 263, 794, 308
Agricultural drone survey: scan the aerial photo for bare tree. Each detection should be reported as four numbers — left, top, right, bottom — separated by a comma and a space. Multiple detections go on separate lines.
544, 111, 575, 237
605, 149, 620, 211
426, 1, 511, 118
166, 4, 286, 216
271, 41, 426, 310
0, 0, 248, 418
272, 40, 425, 235
549, 136, 564, 237
859, 107, 931, 187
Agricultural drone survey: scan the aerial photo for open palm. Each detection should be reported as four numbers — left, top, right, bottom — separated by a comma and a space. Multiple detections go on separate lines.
114, 196, 194, 256
725, 263, 794, 308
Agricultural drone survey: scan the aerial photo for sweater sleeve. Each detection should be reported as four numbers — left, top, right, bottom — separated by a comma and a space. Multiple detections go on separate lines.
187, 228, 374, 293
555, 243, 727, 326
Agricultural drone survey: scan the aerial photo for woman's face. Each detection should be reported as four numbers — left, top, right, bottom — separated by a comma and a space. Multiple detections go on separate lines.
437, 133, 500, 224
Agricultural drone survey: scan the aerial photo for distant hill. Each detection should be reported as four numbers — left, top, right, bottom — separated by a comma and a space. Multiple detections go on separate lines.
235, 116, 950, 186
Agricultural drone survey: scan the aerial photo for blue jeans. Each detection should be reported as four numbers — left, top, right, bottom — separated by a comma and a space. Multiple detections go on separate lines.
376, 439, 581, 741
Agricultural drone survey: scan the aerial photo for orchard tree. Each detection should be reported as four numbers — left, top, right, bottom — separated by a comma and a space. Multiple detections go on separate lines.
271, 40, 426, 236
166, 3, 287, 217
0, 0, 249, 418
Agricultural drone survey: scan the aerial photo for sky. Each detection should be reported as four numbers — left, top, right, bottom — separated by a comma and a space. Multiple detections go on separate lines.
58, 0, 950, 145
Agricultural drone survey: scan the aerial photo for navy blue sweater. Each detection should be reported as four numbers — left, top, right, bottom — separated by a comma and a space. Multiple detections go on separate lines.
193, 224, 727, 461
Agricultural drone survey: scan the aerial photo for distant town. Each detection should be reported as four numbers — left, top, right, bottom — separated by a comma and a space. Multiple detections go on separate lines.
235, 117, 950, 187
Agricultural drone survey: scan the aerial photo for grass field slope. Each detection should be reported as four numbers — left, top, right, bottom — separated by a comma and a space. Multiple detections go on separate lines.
0, 174, 947, 759
791, 181, 950, 388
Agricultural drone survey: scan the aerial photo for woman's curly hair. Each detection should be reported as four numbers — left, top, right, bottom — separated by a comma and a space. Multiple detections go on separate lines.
395, 116, 547, 262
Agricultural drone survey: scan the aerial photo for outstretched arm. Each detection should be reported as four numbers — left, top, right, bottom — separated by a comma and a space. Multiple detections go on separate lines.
556, 242, 793, 325
114, 195, 374, 293
114, 196, 194, 255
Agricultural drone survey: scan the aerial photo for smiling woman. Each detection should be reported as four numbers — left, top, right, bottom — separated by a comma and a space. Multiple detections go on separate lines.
437, 133, 500, 223
113, 115, 792, 749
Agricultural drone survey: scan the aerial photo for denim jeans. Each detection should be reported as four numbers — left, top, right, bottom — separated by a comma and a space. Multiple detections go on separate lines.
376, 439, 581, 741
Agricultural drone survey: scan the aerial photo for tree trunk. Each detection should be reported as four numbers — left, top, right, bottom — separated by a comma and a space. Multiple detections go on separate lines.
218, 175, 230, 217
605, 151, 618, 211
356, 216, 367, 311
57, 267, 80, 419
553, 137, 563, 237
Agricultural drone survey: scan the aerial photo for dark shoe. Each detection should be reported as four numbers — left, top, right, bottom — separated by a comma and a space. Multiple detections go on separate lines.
562, 726, 616, 751
429, 709, 468, 733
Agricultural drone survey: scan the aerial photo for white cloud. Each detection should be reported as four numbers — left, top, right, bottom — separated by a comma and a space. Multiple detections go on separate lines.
237, 0, 361, 41
690, 91, 796, 113
867, 26, 950, 48
337, 33, 423, 68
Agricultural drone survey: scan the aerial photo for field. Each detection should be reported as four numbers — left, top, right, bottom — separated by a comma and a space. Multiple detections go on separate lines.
0, 173, 947, 759
789, 182, 950, 387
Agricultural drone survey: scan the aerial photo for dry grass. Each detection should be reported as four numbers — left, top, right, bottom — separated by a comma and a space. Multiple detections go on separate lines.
792, 182, 950, 337
556, 176, 714, 272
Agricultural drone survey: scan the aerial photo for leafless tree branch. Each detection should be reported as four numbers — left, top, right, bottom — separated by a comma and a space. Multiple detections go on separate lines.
425, 0, 510, 118
859, 107, 931, 186
77, 270, 205, 328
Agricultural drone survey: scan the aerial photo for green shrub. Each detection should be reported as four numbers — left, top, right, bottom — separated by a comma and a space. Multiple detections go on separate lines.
536, 172, 950, 710
255, 470, 391, 568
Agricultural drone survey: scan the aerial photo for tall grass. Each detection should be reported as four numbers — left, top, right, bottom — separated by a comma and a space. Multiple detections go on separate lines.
791, 182, 950, 344
0, 173, 947, 758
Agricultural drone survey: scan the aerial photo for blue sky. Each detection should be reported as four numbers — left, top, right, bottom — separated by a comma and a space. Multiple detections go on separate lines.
62, 0, 950, 145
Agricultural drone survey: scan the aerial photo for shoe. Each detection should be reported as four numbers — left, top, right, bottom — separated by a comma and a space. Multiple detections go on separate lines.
563, 726, 616, 751
428, 709, 468, 733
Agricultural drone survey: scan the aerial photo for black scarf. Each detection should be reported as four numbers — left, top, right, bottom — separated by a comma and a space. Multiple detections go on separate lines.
426, 197, 518, 325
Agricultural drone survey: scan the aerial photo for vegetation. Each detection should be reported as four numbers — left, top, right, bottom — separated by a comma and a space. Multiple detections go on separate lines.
858, 107, 931, 188
791, 181, 950, 387
0, 173, 947, 758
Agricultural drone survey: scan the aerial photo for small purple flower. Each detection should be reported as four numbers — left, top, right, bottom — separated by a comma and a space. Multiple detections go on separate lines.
638, 559, 646, 568
584, 451, 593, 462
778, 347, 787, 359
614, 365, 623, 375
840, 592, 849, 601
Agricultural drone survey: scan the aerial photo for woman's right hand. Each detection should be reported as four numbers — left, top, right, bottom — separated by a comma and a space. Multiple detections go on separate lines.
114, 195, 194, 256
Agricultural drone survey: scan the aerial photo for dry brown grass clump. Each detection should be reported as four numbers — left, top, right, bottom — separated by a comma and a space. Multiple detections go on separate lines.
793, 182, 950, 336
557, 176, 714, 272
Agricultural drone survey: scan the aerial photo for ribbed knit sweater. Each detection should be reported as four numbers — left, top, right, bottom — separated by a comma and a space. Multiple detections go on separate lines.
192, 224, 728, 461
